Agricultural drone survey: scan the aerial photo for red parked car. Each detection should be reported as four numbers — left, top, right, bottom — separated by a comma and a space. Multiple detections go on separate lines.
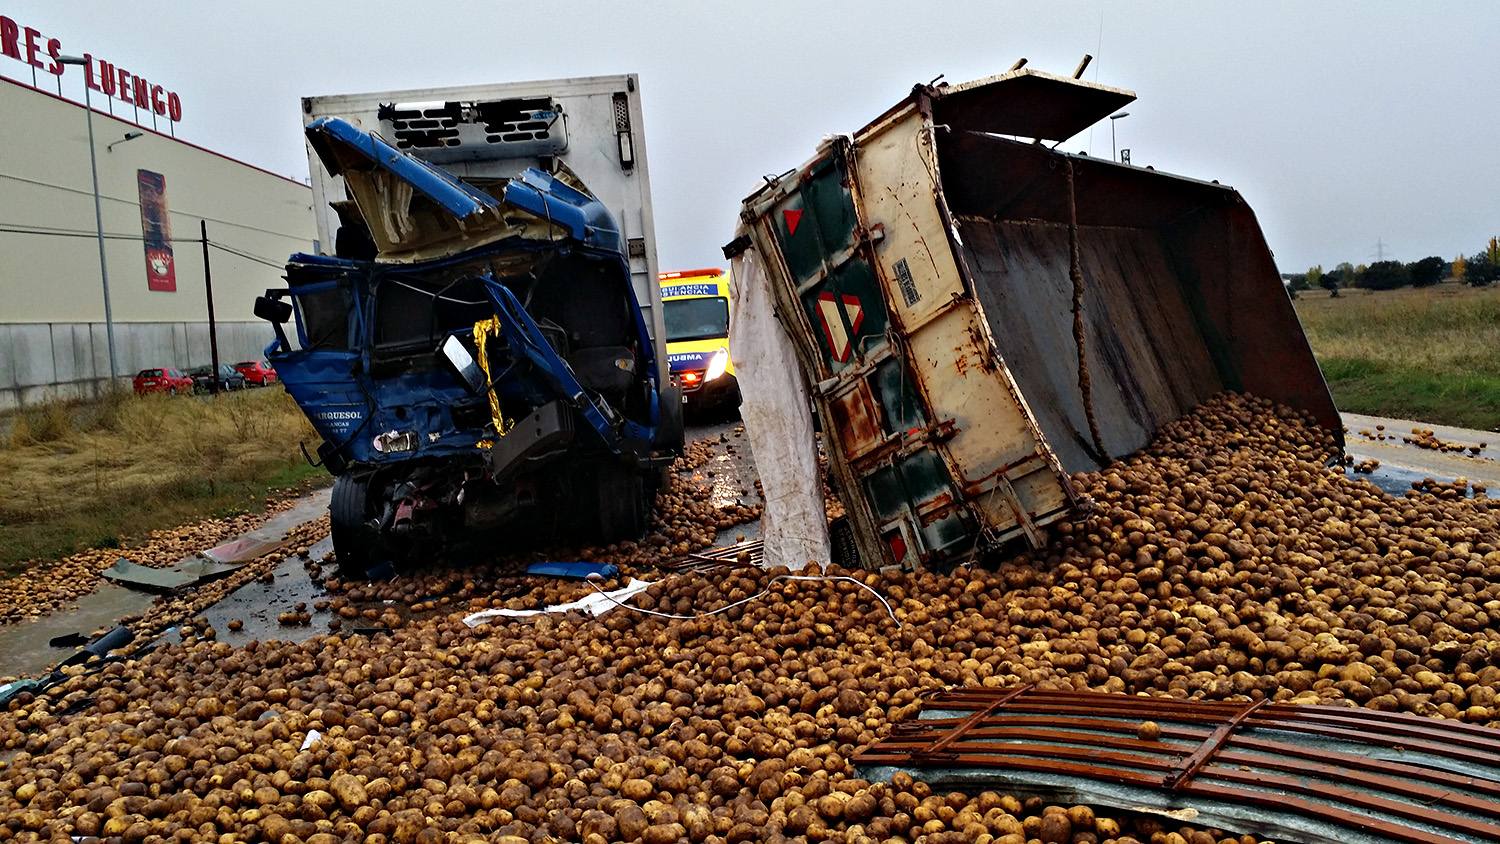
233, 360, 278, 386
132, 367, 193, 396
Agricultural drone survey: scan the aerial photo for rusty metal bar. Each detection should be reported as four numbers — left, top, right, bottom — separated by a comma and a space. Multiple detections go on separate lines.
917, 682, 1033, 760
891, 707, 1500, 777
1163, 697, 1271, 790
921, 691, 1500, 764
872, 720, 1500, 811
666, 539, 764, 573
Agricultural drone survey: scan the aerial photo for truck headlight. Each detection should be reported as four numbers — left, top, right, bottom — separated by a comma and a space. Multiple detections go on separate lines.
373, 430, 418, 453
705, 349, 730, 382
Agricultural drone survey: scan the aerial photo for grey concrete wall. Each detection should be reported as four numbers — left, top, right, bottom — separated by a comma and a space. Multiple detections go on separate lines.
0, 320, 274, 410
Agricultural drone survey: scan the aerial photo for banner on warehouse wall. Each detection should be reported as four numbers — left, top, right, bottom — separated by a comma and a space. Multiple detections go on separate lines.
136, 169, 175, 292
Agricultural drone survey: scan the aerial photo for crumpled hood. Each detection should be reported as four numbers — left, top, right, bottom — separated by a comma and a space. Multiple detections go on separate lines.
306, 117, 622, 262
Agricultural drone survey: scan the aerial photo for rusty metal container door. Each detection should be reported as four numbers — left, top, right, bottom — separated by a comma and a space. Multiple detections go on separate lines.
745, 111, 1074, 571
742, 67, 1340, 572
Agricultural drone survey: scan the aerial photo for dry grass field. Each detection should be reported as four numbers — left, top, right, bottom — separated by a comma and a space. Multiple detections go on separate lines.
1295, 281, 1500, 431
0, 388, 324, 574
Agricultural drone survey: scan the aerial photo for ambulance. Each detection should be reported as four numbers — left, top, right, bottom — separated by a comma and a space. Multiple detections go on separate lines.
660, 268, 740, 410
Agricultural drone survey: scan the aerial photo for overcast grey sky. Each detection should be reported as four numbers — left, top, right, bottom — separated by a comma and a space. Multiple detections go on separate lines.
8, 1, 1497, 272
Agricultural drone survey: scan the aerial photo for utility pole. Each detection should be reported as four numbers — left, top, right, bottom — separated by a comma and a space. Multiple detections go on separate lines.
201, 220, 221, 395
58, 55, 119, 386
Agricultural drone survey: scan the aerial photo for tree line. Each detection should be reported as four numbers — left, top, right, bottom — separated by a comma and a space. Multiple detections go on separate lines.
1285, 237, 1500, 297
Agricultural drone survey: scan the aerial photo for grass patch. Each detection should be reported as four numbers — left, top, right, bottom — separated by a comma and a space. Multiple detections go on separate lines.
1295, 282, 1500, 430
0, 389, 328, 575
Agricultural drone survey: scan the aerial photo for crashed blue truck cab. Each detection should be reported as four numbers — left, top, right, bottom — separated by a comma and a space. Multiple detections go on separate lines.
258, 99, 682, 576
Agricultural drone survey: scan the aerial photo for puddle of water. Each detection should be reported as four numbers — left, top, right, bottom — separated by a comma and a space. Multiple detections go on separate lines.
709, 450, 751, 509
0, 489, 334, 679
0, 584, 155, 679
1345, 464, 1478, 499
198, 536, 335, 645
205, 490, 331, 563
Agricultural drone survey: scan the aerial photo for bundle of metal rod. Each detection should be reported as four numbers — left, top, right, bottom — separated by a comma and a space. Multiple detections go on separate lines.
855, 686, 1500, 844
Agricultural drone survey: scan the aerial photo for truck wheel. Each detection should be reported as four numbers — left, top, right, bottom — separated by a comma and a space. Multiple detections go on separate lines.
330, 475, 375, 579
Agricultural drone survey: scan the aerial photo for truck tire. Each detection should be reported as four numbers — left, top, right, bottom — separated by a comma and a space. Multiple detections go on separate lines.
330, 475, 374, 579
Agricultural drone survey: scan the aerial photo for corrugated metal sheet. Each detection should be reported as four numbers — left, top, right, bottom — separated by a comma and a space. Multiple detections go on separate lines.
855, 686, 1500, 844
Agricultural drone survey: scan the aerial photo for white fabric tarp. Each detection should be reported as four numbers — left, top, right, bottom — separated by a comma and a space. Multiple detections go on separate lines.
461, 578, 654, 626
728, 232, 831, 570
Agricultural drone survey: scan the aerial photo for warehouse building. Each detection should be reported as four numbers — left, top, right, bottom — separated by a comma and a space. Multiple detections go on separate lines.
0, 14, 315, 409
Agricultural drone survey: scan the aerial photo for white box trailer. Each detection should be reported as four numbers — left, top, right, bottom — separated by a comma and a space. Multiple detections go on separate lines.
300, 74, 667, 381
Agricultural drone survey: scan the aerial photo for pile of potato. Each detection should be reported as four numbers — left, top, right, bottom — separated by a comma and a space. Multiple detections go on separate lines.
3, 392, 1500, 843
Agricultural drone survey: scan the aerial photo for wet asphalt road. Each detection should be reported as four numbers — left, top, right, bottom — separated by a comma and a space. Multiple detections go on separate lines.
0, 416, 758, 679
1341, 411, 1499, 495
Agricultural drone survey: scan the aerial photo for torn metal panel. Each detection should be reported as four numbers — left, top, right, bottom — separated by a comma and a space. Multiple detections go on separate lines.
101, 558, 245, 594
855, 686, 1500, 844
305, 117, 617, 262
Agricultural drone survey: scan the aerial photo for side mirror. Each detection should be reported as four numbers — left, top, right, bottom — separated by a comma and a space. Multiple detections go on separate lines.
254, 295, 292, 324
438, 334, 485, 393
255, 294, 294, 353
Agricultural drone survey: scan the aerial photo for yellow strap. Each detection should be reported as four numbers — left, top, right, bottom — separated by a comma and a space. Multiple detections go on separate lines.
472, 317, 511, 442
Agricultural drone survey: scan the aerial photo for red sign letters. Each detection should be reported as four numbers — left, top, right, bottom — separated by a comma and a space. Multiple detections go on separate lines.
0, 12, 182, 122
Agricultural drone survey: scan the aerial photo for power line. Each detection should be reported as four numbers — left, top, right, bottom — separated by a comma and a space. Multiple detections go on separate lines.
208, 241, 287, 270
0, 223, 289, 268
0, 170, 313, 242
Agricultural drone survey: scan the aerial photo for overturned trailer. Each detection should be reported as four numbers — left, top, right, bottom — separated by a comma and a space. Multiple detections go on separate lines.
734, 68, 1339, 571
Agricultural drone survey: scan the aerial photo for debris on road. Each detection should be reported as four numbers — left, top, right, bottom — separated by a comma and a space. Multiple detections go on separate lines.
856, 686, 1500, 844
107, 514, 332, 643
101, 556, 245, 593
524, 561, 621, 580
0, 625, 133, 708
461, 578, 656, 626
44, 632, 87, 649
299, 728, 322, 752
0, 511, 272, 625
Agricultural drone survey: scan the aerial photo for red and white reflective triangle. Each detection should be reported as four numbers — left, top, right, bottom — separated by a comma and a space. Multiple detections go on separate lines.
783, 208, 803, 236
815, 291, 865, 363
